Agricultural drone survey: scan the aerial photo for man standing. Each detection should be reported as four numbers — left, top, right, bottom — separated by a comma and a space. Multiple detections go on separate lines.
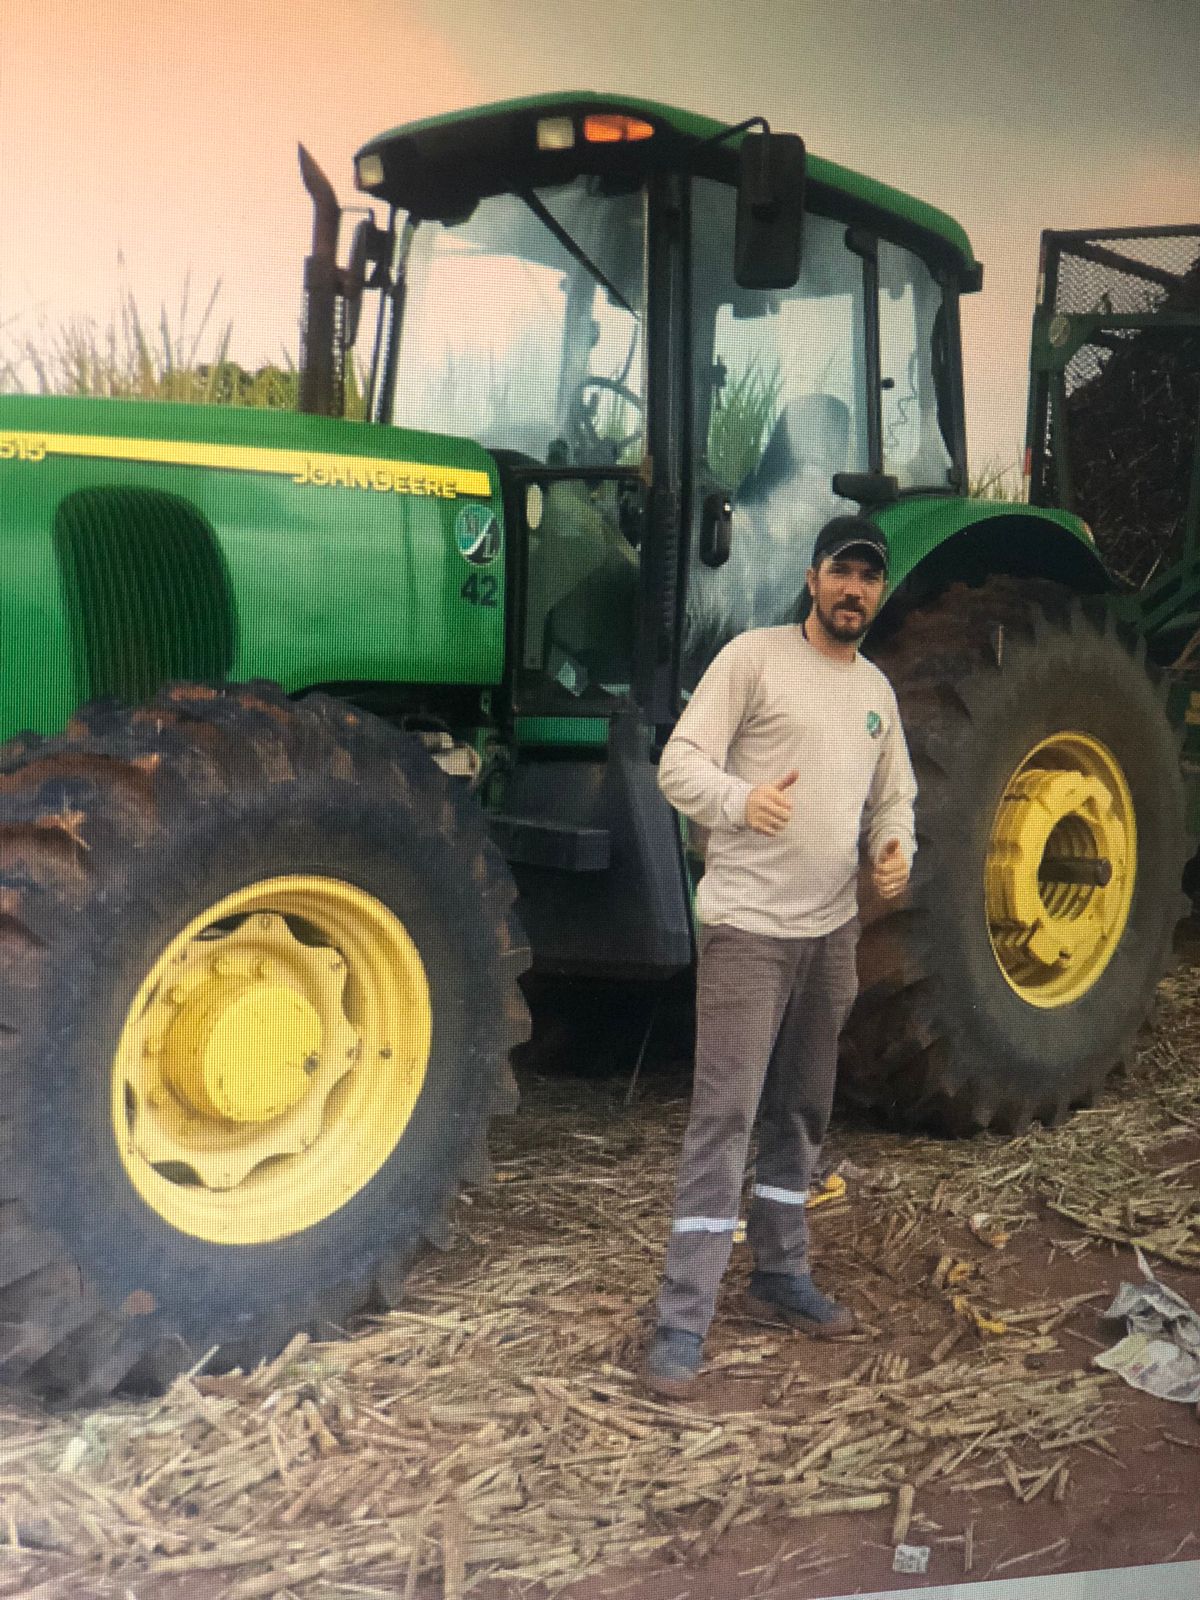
646, 514, 917, 1398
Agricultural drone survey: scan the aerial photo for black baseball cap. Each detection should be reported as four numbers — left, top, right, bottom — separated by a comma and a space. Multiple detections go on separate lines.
811, 515, 889, 574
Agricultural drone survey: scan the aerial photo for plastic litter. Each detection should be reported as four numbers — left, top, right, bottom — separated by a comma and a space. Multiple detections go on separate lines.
893, 1543, 931, 1574
1095, 1248, 1200, 1404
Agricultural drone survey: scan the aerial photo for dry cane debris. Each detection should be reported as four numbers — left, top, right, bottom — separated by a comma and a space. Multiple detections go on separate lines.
1059, 250, 1200, 590
0, 968, 1197, 1597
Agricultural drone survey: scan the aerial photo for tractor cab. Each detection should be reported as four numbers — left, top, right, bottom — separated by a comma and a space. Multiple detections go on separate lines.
303, 94, 977, 729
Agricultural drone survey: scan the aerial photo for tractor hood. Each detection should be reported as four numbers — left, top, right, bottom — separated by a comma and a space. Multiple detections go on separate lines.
0, 394, 507, 737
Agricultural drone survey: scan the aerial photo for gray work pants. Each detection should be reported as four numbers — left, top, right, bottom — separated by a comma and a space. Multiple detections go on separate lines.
656, 918, 859, 1339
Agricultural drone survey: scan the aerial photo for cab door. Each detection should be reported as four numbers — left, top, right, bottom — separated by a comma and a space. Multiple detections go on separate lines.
683, 180, 873, 692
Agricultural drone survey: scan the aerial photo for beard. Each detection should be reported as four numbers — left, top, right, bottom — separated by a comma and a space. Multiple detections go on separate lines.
813, 596, 870, 643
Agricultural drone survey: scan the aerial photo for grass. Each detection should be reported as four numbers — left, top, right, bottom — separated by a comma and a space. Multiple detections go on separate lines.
0, 277, 366, 416
707, 354, 782, 490
969, 456, 1024, 501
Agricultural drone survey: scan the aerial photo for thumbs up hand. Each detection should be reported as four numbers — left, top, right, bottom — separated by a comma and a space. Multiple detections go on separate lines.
872, 838, 909, 900
746, 769, 800, 836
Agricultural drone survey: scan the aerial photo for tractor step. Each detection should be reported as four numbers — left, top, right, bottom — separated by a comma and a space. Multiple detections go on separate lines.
488, 815, 611, 872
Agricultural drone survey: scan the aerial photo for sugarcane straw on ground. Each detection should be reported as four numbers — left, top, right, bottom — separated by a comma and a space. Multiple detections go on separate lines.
0, 972, 1197, 1597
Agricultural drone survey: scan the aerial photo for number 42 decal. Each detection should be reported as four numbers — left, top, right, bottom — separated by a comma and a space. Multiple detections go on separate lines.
460, 572, 498, 607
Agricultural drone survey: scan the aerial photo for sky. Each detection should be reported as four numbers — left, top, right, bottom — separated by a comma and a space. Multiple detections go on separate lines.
1, 0, 1197, 470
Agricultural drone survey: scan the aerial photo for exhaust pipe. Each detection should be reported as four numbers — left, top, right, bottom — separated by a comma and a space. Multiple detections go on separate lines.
298, 144, 343, 417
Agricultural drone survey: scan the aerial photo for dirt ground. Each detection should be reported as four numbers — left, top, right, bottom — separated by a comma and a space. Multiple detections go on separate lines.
541, 1238, 1200, 1600
2, 963, 1199, 1600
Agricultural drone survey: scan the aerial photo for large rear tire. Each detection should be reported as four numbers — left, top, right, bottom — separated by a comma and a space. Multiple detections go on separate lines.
841, 578, 1188, 1133
0, 682, 529, 1403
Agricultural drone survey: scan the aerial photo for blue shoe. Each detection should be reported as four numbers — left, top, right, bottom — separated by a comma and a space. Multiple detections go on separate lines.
645, 1325, 703, 1397
747, 1271, 855, 1337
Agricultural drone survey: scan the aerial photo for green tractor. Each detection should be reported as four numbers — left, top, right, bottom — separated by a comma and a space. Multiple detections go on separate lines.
0, 94, 1193, 1402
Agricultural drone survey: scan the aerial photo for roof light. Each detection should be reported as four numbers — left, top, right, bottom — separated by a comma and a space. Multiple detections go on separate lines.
536, 117, 575, 151
356, 153, 385, 188
583, 113, 654, 144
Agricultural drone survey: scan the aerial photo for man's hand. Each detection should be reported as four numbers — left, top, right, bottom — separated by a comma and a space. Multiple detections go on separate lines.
873, 838, 909, 899
745, 770, 800, 836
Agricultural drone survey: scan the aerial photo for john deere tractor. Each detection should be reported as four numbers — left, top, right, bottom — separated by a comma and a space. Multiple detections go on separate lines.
0, 94, 1193, 1401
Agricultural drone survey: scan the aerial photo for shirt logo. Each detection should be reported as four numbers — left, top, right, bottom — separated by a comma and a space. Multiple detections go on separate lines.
866, 710, 883, 739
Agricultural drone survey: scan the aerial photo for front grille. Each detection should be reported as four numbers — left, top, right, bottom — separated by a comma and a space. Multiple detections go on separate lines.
54, 485, 236, 702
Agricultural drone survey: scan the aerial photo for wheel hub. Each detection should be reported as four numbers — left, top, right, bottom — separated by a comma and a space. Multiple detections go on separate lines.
113, 878, 433, 1240
985, 733, 1135, 1007
163, 976, 322, 1123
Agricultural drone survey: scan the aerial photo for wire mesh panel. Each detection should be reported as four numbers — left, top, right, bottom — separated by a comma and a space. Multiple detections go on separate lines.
1053, 231, 1200, 317
1039, 228, 1200, 590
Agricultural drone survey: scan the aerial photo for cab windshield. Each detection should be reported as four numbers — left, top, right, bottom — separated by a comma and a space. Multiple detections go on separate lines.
387, 178, 647, 468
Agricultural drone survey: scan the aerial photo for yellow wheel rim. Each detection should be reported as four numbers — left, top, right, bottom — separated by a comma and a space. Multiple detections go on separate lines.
986, 732, 1136, 1008
112, 876, 432, 1244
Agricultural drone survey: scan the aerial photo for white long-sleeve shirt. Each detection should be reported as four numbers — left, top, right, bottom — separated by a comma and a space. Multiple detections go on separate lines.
659, 625, 917, 938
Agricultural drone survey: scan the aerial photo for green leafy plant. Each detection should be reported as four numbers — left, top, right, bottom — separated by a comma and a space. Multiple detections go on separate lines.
592, 379, 644, 464
969, 456, 1024, 501
0, 277, 366, 417
707, 355, 783, 489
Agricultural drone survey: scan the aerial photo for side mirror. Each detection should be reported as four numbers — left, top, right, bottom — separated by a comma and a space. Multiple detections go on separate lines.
342, 219, 392, 350
699, 491, 733, 568
734, 132, 806, 290
831, 471, 900, 507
